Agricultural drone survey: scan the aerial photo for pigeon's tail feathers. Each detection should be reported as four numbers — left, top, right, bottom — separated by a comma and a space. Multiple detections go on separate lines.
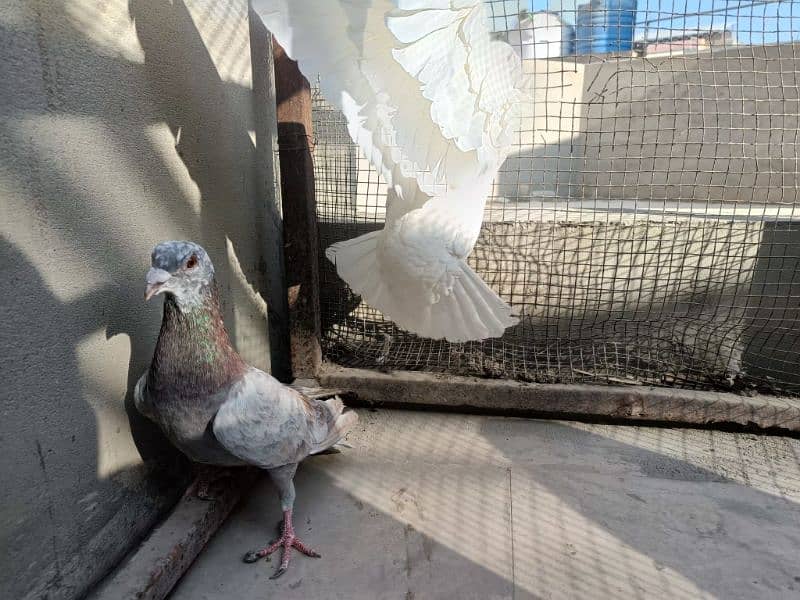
422, 261, 520, 342
323, 395, 345, 417
310, 396, 359, 455
327, 232, 518, 342
325, 229, 395, 324
326, 230, 382, 292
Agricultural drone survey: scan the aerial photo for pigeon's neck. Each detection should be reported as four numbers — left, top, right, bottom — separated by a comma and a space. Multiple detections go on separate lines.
149, 284, 247, 397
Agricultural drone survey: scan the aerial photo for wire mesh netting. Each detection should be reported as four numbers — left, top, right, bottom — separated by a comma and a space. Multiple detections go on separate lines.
312, 0, 800, 395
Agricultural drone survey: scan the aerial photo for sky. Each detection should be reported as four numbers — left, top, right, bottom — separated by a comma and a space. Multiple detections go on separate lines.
487, 0, 800, 45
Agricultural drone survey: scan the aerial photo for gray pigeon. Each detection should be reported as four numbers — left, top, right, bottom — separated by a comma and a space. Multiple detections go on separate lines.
134, 240, 358, 578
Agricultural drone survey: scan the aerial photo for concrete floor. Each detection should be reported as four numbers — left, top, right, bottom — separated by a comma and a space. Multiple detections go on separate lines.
171, 410, 800, 600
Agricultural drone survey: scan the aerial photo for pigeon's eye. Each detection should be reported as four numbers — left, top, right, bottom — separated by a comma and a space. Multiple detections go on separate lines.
185, 254, 198, 269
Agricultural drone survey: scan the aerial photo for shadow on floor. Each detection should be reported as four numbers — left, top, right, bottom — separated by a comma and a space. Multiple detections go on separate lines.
169, 410, 800, 600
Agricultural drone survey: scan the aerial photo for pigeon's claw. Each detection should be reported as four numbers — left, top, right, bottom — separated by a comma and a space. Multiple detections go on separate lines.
269, 533, 321, 579
270, 566, 287, 580
243, 532, 321, 578
242, 509, 320, 578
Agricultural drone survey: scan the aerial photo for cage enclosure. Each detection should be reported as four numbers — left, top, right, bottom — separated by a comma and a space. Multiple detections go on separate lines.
293, 1, 800, 425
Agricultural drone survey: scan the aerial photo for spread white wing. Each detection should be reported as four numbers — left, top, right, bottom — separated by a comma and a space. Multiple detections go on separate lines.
253, 0, 523, 341
256, 0, 521, 203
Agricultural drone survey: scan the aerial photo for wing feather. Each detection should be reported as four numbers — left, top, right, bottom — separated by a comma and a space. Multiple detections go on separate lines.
253, 0, 523, 211
252, 0, 523, 341
212, 369, 356, 468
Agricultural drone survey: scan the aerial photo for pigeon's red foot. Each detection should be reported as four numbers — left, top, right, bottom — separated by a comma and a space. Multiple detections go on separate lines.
243, 509, 320, 579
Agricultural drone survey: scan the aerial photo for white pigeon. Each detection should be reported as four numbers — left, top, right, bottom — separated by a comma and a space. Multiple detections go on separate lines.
253, 0, 524, 342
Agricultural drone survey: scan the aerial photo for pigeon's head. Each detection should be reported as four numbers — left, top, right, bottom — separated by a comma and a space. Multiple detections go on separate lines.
145, 241, 215, 308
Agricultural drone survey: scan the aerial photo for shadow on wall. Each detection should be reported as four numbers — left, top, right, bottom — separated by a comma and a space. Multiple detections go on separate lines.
0, 1, 282, 598
495, 134, 584, 203
128, 0, 286, 374
498, 44, 800, 205
744, 223, 800, 389
0, 236, 188, 600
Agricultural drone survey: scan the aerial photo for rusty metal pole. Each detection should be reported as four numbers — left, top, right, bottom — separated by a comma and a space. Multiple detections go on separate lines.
272, 39, 322, 379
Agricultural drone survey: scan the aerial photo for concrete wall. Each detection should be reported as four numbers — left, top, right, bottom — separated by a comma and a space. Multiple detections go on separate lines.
498, 43, 800, 206
324, 45, 800, 214
0, 2, 283, 599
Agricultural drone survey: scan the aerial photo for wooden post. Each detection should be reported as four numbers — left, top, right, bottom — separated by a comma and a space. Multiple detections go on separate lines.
272, 39, 322, 379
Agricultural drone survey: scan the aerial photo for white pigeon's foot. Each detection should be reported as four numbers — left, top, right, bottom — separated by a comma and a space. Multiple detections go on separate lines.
242, 509, 321, 579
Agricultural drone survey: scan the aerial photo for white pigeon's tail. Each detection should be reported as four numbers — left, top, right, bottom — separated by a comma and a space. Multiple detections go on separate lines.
326, 232, 519, 342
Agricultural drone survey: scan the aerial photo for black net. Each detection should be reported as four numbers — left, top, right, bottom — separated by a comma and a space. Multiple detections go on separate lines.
313, 0, 800, 396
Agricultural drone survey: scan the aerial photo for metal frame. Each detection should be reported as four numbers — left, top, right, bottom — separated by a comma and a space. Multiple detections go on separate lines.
318, 365, 800, 433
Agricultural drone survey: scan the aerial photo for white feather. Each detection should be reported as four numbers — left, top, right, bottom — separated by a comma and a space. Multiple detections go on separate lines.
253, 0, 522, 341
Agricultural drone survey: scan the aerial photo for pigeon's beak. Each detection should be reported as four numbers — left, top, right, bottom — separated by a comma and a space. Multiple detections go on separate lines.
145, 267, 172, 301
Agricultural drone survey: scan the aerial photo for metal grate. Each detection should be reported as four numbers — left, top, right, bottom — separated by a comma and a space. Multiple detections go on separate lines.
313, 1, 800, 396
